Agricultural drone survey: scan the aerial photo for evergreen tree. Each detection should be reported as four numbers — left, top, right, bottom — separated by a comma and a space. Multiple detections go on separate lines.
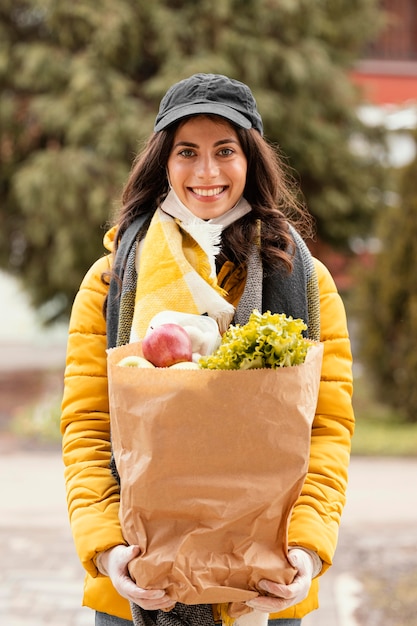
0, 0, 383, 321
357, 132, 417, 423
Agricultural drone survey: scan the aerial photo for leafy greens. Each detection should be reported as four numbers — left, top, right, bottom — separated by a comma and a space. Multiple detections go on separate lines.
199, 310, 311, 370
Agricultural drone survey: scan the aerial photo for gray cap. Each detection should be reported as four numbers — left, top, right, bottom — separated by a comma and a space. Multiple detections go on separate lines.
154, 73, 263, 135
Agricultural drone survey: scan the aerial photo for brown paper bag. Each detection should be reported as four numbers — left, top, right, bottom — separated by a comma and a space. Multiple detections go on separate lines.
108, 342, 323, 606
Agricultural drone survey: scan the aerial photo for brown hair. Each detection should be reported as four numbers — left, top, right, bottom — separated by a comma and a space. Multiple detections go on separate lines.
112, 115, 313, 274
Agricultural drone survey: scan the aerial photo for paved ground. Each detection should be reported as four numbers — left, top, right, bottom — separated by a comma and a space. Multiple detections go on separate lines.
0, 446, 93, 626
304, 457, 417, 626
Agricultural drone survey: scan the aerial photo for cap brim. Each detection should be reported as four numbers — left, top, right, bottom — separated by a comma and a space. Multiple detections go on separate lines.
154, 102, 253, 132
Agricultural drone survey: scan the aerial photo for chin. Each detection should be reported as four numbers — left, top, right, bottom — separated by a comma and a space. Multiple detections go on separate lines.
192, 204, 232, 220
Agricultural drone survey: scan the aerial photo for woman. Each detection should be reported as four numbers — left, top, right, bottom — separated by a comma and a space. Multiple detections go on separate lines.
61, 73, 354, 626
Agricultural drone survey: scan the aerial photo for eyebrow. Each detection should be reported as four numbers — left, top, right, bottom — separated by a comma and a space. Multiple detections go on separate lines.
172, 138, 240, 149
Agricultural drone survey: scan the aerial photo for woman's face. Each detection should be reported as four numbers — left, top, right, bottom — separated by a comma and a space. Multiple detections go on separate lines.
167, 116, 247, 220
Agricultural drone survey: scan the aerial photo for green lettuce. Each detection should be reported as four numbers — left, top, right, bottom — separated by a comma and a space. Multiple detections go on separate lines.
199, 310, 311, 370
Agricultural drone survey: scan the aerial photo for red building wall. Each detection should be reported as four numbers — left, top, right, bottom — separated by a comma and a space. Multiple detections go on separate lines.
350, 0, 417, 105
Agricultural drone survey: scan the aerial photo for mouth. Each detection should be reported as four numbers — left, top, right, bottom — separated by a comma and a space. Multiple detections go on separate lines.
190, 186, 226, 197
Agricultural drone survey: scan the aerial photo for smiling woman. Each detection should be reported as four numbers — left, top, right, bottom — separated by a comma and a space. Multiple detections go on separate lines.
61, 73, 354, 626
166, 116, 248, 221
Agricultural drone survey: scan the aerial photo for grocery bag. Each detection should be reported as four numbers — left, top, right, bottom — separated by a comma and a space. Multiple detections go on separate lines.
107, 341, 323, 606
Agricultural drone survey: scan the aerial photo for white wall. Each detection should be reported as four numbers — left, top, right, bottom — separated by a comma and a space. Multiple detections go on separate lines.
0, 270, 68, 344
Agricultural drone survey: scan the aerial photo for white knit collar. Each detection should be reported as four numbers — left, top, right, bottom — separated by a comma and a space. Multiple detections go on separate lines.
160, 189, 252, 229
159, 189, 252, 280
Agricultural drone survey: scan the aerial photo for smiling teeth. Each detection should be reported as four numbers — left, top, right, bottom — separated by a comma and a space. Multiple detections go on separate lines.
192, 187, 224, 196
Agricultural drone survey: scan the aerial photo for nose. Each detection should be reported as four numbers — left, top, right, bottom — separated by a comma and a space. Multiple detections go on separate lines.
195, 154, 219, 180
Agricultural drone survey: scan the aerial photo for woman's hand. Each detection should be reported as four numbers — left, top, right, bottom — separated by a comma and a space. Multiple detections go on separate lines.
96, 545, 174, 611
246, 549, 314, 613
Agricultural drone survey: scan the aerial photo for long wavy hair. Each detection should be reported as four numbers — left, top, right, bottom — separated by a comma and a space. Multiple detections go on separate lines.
112, 115, 313, 274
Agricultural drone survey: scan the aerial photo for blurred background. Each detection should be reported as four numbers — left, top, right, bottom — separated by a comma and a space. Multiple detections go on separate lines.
0, 1, 416, 624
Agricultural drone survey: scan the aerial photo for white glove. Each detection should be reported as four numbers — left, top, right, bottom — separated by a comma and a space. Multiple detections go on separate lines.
96, 545, 173, 611
245, 548, 315, 613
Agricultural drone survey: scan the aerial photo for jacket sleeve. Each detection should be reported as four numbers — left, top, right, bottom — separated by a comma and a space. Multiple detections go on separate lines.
287, 258, 354, 574
61, 254, 126, 578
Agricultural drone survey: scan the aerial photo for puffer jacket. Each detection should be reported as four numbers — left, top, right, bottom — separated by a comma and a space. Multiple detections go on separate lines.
61, 226, 354, 621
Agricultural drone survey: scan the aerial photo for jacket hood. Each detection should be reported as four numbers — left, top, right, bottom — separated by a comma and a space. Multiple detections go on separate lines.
103, 225, 118, 253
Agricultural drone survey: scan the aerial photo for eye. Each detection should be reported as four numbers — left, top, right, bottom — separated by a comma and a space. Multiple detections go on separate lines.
218, 147, 234, 156
178, 148, 195, 158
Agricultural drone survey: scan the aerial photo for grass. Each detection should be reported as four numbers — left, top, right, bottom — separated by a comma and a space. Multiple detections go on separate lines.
352, 373, 417, 456
12, 392, 62, 444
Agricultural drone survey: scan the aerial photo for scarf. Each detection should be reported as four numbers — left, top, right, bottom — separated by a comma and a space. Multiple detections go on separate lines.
107, 211, 320, 351
130, 601, 216, 626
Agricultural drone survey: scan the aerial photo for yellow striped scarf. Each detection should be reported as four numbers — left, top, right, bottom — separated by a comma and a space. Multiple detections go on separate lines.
131, 207, 235, 340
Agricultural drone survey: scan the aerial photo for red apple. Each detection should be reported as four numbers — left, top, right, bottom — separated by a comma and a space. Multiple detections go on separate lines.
142, 323, 193, 367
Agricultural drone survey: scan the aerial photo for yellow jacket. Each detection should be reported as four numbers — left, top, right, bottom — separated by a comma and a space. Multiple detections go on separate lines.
61, 227, 354, 620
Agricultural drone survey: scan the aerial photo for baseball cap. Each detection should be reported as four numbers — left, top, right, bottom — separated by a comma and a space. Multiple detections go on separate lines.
154, 73, 263, 135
